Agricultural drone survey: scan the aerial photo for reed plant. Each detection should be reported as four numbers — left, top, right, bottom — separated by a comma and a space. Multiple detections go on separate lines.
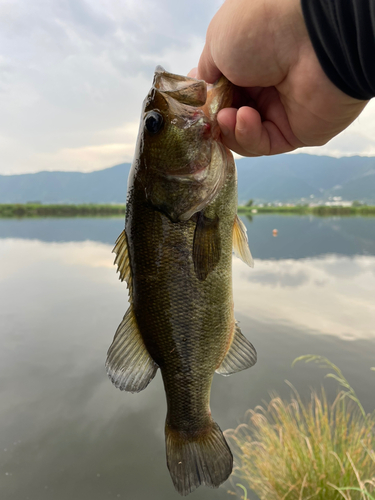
225, 356, 375, 500
0, 203, 126, 217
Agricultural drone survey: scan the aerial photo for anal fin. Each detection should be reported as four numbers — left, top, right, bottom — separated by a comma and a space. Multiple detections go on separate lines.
106, 306, 158, 393
216, 322, 257, 376
233, 215, 254, 268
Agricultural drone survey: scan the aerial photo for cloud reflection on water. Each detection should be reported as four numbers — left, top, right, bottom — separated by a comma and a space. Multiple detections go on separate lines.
1, 237, 374, 342
233, 255, 375, 341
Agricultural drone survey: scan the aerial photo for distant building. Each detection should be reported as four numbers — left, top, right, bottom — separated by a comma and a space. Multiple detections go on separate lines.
324, 201, 353, 207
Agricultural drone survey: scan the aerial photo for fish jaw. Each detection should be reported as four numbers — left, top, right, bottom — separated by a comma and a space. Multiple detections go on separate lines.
143, 141, 229, 223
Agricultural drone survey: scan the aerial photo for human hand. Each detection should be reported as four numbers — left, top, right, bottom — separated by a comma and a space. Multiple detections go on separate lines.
192, 0, 368, 156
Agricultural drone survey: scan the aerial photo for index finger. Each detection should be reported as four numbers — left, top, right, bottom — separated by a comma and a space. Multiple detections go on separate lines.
197, 42, 222, 83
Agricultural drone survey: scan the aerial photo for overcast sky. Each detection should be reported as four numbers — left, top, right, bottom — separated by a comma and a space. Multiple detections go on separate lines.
1, 0, 375, 176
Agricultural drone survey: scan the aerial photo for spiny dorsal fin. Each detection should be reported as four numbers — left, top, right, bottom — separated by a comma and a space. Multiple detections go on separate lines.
216, 322, 257, 376
106, 306, 158, 393
113, 230, 131, 286
233, 215, 254, 268
193, 211, 221, 281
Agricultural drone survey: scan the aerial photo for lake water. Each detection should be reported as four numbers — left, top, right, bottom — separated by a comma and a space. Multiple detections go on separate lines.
0, 215, 374, 500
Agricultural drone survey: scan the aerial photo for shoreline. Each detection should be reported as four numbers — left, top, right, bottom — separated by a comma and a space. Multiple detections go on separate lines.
0, 203, 374, 218
238, 205, 375, 216
0, 203, 126, 218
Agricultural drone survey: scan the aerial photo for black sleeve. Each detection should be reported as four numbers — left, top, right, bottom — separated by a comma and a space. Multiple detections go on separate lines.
301, 0, 375, 100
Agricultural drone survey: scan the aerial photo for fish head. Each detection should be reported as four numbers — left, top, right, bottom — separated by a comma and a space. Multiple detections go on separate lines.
133, 66, 234, 222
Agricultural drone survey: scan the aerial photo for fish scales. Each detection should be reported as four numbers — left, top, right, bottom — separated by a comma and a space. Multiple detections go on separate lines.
128, 164, 236, 432
106, 66, 257, 496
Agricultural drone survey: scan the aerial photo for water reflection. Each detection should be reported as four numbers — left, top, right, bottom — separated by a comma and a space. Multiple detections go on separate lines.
0, 216, 374, 500
1, 214, 375, 257
3, 237, 373, 344
233, 255, 375, 340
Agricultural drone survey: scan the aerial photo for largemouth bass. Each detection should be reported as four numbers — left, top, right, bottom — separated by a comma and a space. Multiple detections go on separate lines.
106, 66, 256, 496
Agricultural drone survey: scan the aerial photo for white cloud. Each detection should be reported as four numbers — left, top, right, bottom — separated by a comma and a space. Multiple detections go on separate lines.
32, 122, 140, 172
1, 0, 375, 175
34, 142, 133, 172
0, 0, 222, 174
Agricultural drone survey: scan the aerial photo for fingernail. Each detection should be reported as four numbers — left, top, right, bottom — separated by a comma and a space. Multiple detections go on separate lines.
220, 122, 230, 137
188, 67, 198, 78
236, 114, 246, 133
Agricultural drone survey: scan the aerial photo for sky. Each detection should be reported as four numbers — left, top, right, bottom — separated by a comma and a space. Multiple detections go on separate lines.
1, 0, 375, 176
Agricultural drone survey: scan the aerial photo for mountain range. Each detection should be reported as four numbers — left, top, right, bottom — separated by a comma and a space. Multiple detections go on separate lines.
1, 153, 374, 204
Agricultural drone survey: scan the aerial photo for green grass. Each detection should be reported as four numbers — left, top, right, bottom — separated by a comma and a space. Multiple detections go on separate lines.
225, 356, 375, 500
1, 203, 375, 218
0, 203, 126, 218
238, 205, 375, 216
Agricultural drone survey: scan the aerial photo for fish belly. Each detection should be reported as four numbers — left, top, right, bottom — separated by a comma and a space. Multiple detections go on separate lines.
129, 201, 233, 418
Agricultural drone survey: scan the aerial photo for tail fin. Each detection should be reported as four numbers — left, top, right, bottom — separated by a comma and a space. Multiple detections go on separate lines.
165, 421, 233, 496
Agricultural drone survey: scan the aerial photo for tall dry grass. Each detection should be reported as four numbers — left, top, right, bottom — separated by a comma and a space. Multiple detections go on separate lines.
225, 356, 375, 500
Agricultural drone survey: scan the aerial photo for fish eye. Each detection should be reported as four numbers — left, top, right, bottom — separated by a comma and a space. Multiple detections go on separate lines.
145, 111, 163, 135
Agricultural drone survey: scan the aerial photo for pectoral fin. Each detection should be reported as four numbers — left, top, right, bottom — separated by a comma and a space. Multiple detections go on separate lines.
216, 322, 257, 376
106, 306, 159, 393
193, 211, 221, 281
233, 215, 254, 268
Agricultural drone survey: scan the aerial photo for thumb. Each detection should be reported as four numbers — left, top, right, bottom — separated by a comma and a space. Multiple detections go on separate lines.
197, 41, 222, 83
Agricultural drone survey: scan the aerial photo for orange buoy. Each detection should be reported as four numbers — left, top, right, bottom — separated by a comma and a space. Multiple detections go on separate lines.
273, 229, 278, 237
